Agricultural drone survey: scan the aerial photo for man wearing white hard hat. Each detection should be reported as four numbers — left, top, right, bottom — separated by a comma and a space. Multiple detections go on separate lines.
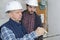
22, 0, 43, 40
1, 1, 46, 40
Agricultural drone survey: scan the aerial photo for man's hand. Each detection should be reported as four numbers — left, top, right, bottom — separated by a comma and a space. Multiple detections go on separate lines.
35, 27, 47, 37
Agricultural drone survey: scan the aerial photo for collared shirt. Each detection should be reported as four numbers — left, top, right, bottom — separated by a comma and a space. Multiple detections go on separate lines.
22, 10, 43, 40
22, 10, 43, 32
1, 26, 37, 40
22, 12, 35, 33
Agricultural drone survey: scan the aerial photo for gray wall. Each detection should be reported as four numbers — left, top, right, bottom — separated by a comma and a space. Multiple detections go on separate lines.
0, 0, 14, 26
47, 0, 60, 40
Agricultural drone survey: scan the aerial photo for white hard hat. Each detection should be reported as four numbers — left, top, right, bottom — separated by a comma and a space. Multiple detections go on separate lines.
5, 1, 23, 12
26, 0, 38, 6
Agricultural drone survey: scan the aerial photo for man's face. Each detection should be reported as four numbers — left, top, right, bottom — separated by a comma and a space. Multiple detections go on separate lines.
8, 9, 22, 21
27, 5, 37, 14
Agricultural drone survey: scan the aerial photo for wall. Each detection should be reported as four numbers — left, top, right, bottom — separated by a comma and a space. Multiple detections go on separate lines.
47, 0, 60, 40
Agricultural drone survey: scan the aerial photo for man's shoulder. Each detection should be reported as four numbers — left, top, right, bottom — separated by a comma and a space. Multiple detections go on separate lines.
22, 10, 28, 14
1, 21, 10, 28
23, 10, 27, 12
0, 21, 9, 35
34, 12, 41, 18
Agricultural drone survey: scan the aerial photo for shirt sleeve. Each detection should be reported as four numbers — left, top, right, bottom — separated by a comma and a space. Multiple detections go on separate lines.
1, 26, 38, 40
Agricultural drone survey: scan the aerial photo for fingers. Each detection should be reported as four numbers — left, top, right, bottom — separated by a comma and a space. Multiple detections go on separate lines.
35, 27, 47, 37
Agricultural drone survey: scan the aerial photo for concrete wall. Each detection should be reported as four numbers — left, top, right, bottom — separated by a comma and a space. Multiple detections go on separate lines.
47, 0, 60, 40
0, 0, 14, 26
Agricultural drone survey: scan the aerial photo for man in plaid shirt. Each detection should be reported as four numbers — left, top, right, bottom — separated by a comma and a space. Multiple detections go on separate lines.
1, 1, 46, 40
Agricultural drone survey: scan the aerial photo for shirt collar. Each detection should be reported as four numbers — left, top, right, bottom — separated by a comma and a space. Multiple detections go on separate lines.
9, 18, 21, 26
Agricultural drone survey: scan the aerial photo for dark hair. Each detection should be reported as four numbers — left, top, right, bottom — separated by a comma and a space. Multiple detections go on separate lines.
6, 11, 11, 13
26, 4, 29, 6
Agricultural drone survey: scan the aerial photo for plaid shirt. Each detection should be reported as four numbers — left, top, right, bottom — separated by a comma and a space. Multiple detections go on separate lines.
1, 26, 38, 40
